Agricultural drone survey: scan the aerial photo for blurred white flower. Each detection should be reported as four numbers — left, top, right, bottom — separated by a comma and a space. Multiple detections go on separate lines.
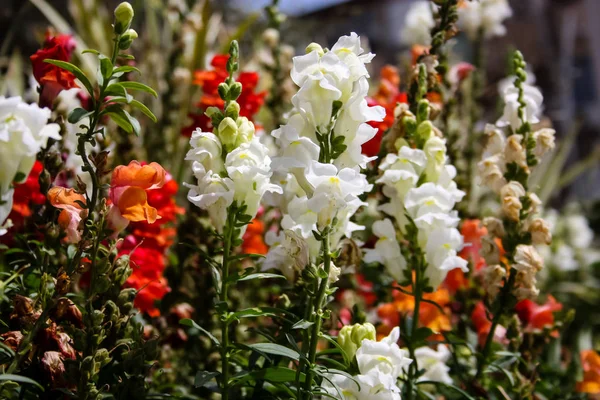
400, 1, 435, 46
457, 0, 513, 40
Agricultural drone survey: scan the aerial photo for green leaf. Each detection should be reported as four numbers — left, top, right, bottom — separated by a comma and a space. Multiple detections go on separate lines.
67, 107, 93, 124
123, 109, 141, 135
99, 55, 113, 82
194, 371, 219, 388
44, 59, 94, 97
180, 318, 220, 346
238, 273, 285, 282
81, 49, 100, 55
0, 374, 45, 391
247, 343, 299, 361
108, 97, 157, 123
112, 65, 141, 77
292, 320, 314, 330
231, 367, 304, 386
118, 81, 158, 98
233, 307, 294, 323
105, 111, 133, 134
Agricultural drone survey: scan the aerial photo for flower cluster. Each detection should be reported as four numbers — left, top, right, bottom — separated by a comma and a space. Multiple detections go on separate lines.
367, 102, 468, 289
457, 0, 513, 40
478, 56, 556, 300
265, 32, 384, 275
0, 96, 60, 233
326, 326, 412, 399
186, 46, 280, 232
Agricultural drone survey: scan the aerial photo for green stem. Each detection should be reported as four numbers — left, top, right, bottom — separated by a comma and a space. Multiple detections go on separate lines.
475, 268, 516, 380
220, 208, 236, 400
302, 233, 331, 399
295, 291, 314, 398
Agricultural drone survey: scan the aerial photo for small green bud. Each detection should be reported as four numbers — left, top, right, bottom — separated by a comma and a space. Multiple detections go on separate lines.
228, 40, 239, 59
416, 120, 434, 143
402, 115, 417, 135
114, 2, 134, 34
229, 82, 242, 101
337, 323, 376, 361
306, 42, 324, 56
417, 99, 430, 122
94, 348, 112, 368
225, 101, 240, 119
217, 83, 229, 101
205, 106, 223, 119
118, 29, 138, 50
217, 117, 239, 151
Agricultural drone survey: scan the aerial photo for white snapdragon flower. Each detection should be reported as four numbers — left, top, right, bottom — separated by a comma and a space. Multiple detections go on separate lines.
411, 345, 453, 385
404, 183, 457, 219
305, 162, 370, 230
356, 327, 413, 380
225, 137, 282, 219
186, 130, 224, 175
424, 227, 469, 287
377, 146, 428, 201
330, 32, 375, 81
186, 172, 234, 232
497, 82, 543, 132
400, 1, 435, 46
0, 96, 60, 225
262, 230, 310, 281
458, 0, 513, 40
322, 372, 401, 400
364, 219, 407, 281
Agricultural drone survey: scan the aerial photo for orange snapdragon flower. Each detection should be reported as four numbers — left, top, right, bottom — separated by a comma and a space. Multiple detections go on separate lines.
577, 350, 600, 394
108, 161, 166, 234
376, 283, 451, 341
48, 187, 87, 243
242, 219, 268, 255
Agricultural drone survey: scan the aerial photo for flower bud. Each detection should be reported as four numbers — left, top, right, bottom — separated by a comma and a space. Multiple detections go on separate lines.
114, 2, 134, 34
305, 42, 324, 56
118, 29, 138, 50
217, 83, 229, 100
229, 82, 242, 101
217, 117, 239, 151
225, 101, 241, 120
337, 322, 376, 361
532, 128, 555, 158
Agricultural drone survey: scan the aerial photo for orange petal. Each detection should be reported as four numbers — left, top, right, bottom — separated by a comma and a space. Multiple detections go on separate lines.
48, 187, 86, 210
117, 186, 159, 223
111, 161, 166, 190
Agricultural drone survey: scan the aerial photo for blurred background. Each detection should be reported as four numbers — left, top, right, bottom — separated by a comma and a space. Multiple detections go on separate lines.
1, 0, 599, 206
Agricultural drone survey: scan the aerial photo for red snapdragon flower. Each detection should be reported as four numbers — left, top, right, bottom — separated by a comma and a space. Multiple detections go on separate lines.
515, 295, 562, 334
183, 54, 266, 136
30, 33, 78, 108
8, 161, 45, 229
120, 235, 170, 318
363, 65, 407, 157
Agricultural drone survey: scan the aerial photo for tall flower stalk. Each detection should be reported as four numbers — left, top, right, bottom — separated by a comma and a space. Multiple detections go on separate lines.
367, 63, 467, 399
262, 33, 384, 398
184, 40, 280, 399
6, 2, 158, 380
475, 51, 555, 382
